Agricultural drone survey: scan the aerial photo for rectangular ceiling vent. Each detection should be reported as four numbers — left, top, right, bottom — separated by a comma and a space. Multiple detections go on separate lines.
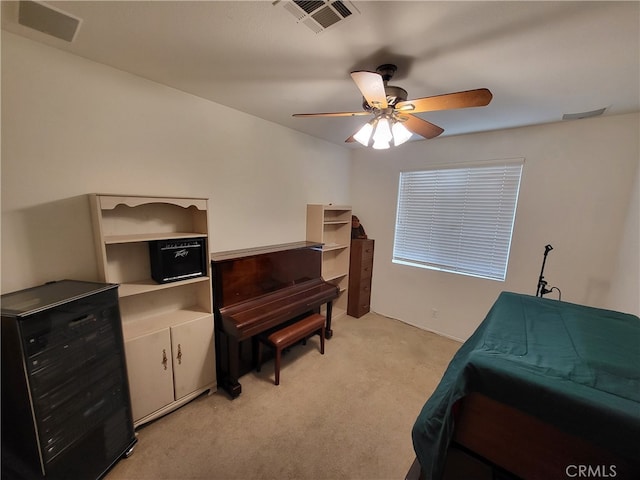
275, 0, 360, 34
18, 1, 82, 42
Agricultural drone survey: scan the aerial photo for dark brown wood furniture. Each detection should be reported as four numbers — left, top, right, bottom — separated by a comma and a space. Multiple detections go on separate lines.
407, 394, 640, 480
256, 313, 326, 385
347, 238, 374, 318
211, 242, 338, 398
451, 392, 639, 479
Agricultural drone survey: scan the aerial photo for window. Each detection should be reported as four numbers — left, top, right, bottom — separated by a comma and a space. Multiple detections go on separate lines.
393, 159, 523, 281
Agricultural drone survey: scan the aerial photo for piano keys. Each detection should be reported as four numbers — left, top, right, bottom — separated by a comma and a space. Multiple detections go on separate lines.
211, 241, 339, 398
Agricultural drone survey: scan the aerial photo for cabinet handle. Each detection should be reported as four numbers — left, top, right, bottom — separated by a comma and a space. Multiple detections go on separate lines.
68, 314, 96, 328
177, 344, 182, 365
162, 349, 168, 370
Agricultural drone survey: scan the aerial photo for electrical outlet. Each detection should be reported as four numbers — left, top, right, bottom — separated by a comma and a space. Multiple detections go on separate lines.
431, 308, 438, 319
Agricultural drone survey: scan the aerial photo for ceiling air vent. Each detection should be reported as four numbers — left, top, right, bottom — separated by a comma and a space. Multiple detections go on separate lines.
18, 0, 82, 42
275, 0, 360, 34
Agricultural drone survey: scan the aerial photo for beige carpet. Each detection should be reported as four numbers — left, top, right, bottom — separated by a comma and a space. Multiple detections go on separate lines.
105, 312, 461, 480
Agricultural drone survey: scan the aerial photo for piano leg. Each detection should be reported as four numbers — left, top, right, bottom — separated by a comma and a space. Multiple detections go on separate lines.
226, 336, 243, 398
325, 301, 334, 339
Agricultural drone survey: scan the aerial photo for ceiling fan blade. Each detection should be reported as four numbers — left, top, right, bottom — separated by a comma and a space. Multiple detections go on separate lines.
401, 115, 444, 139
351, 71, 388, 109
396, 88, 493, 113
293, 111, 371, 118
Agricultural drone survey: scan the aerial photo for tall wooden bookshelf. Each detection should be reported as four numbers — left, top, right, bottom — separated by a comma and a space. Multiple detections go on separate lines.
306, 204, 351, 320
89, 194, 216, 427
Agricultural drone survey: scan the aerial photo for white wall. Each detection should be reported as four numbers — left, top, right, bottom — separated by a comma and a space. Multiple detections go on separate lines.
351, 113, 639, 340
2, 32, 638, 339
607, 163, 640, 315
1, 32, 351, 294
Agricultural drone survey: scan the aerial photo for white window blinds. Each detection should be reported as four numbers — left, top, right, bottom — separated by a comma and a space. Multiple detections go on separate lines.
393, 160, 523, 281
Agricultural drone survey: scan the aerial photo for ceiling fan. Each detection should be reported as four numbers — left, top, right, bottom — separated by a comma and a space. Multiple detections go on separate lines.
293, 64, 493, 149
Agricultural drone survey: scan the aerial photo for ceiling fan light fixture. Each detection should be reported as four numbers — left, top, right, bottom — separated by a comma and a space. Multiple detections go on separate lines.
354, 116, 411, 149
353, 121, 374, 146
373, 117, 393, 145
372, 138, 391, 150
293, 64, 492, 147
392, 121, 412, 146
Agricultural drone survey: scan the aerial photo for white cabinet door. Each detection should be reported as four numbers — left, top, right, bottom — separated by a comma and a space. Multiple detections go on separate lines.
125, 329, 175, 422
171, 315, 216, 400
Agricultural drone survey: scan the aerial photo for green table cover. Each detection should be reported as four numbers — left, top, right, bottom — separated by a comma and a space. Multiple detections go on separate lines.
411, 292, 640, 479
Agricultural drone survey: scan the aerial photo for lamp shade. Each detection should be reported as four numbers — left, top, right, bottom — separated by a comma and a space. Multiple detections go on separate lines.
353, 122, 374, 146
354, 116, 414, 149
372, 117, 392, 149
392, 121, 412, 146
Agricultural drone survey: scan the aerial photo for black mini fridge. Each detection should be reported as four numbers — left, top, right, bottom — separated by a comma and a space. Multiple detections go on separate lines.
1, 280, 137, 480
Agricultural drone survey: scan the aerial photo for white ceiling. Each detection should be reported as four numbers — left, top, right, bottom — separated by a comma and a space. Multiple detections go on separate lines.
2, 1, 639, 148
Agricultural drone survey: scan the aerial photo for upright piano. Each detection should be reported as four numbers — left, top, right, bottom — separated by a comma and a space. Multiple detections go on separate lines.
211, 241, 339, 398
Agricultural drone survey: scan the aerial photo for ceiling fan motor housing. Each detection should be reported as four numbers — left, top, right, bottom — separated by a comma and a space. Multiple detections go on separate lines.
361, 64, 408, 111
362, 85, 408, 111
376, 64, 398, 82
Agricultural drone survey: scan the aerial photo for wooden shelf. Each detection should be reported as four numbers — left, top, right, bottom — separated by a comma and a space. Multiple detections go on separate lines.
98, 195, 207, 211
118, 276, 211, 298
105, 232, 206, 245
323, 220, 350, 225
324, 271, 347, 283
323, 243, 349, 252
321, 304, 347, 321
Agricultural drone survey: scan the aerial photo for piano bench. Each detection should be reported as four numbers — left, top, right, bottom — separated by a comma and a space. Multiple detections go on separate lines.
256, 313, 326, 386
